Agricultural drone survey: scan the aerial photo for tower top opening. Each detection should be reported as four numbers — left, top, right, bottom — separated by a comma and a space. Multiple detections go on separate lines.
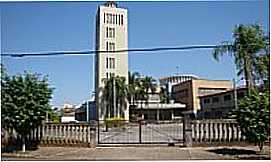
104, 1, 118, 8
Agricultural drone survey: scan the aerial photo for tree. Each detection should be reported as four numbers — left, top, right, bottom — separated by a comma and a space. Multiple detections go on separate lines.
128, 71, 140, 105
231, 90, 270, 151
253, 35, 270, 90
101, 76, 128, 118
115, 76, 128, 117
48, 109, 61, 123
159, 86, 169, 103
1, 71, 53, 152
214, 24, 270, 151
213, 24, 267, 91
101, 77, 113, 118
141, 76, 157, 105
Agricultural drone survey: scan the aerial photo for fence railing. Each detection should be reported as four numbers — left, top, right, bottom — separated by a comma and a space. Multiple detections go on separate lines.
191, 119, 245, 143
2, 122, 96, 148
40, 123, 96, 147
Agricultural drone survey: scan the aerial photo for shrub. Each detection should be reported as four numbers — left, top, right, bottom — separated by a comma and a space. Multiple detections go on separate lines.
105, 117, 125, 128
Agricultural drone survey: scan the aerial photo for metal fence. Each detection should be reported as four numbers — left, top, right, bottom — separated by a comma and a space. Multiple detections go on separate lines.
98, 120, 183, 144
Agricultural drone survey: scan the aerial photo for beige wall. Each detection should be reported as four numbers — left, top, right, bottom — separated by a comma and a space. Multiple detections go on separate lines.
172, 79, 232, 113
95, 5, 129, 120
97, 6, 128, 87
192, 79, 233, 111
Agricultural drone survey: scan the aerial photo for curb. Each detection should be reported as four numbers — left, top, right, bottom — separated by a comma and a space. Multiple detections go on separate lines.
1, 153, 36, 159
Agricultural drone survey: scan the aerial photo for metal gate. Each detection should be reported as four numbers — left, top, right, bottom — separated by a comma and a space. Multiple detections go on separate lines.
97, 120, 183, 144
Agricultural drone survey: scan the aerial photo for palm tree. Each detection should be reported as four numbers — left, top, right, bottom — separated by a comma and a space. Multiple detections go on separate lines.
141, 76, 157, 105
101, 78, 114, 118
159, 86, 169, 103
101, 76, 128, 118
115, 76, 127, 118
128, 71, 140, 105
213, 24, 267, 92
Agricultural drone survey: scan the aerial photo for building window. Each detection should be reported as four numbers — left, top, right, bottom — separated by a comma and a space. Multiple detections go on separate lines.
107, 13, 113, 24
203, 98, 210, 104
110, 73, 115, 78
106, 27, 108, 38
109, 58, 112, 68
121, 15, 123, 25
112, 14, 115, 24
106, 57, 109, 69
118, 15, 121, 25
106, 13, 110, 24
107, 28, 115, 38
109, 42, 115, 51
104, 13, 106, 23
109, 58, 115, 69
106, 72, 109, 79
112, 58, 115, 68
112, 28, 115, 38
115, 14, 118, 25
212, 97, 219, 103
223, 94, 231, 101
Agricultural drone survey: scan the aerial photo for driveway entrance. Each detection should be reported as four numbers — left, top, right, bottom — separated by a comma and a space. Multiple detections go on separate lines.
97, 120, 183, 145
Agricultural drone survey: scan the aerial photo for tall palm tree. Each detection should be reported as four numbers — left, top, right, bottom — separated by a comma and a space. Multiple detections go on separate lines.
101, 76, 128, 118
115, 76, 127, 118
213, 24, 267, 92
128, 71, 140, 105
101, 78, 113, 118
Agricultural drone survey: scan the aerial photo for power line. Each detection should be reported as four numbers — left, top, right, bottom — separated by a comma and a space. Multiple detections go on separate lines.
2, 43, 268, 58
1, 45, 226, 58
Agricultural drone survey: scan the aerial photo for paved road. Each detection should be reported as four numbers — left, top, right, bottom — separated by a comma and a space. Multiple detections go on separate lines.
2, 146, 270, 160
0, 146, 230, 160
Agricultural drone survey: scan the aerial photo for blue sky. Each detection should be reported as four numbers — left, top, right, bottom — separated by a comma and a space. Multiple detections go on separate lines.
1, 1, 269, 107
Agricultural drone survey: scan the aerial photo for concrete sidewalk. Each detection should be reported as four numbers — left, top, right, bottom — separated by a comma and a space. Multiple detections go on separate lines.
2, 146, 270, 160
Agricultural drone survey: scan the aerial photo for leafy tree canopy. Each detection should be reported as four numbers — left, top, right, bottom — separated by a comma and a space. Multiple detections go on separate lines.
231, 90, 270, 150
1, 69, 53, 137
213, 24, 269, 90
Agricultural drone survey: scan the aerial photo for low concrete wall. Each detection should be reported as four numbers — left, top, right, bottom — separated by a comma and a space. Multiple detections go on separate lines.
39, 123, 96, 147
182, 116, 248, 147
2, 122, 97, 149
191, 119, 244, 143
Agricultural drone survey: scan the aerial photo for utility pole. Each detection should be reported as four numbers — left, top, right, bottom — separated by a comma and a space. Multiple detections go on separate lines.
233, 78, 238, 110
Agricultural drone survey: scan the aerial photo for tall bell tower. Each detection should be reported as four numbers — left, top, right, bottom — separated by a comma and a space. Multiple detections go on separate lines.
95, 1, 129, 120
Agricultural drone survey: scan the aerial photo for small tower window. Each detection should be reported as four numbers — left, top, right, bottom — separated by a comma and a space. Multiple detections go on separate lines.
121, 15, 123, 25
112, 14, 115, 24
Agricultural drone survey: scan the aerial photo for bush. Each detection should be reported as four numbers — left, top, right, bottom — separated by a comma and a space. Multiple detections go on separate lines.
105, 117, 125, 128
231, 90, 270, 151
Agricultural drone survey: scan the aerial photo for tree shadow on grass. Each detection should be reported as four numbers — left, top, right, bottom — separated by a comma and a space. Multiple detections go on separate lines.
207, 148, 270, 160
